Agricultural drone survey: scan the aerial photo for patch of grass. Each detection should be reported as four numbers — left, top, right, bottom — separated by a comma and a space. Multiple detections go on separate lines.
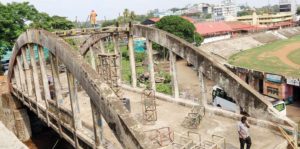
288, 48, 300, 65
229, 35, 300, 78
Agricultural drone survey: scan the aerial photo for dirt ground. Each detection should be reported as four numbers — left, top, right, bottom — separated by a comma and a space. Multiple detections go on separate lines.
258, 42, 300, 69
56, 61, 286, 149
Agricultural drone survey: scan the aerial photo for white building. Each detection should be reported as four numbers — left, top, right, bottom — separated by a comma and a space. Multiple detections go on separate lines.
212, 0, 237, 21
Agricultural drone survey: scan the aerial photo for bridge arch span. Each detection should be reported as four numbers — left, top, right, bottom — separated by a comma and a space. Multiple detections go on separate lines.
7, 29, 147, 149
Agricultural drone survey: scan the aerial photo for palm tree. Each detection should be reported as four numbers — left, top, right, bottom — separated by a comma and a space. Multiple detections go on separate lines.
123, 8, 130, 23
130, 11, 136, 21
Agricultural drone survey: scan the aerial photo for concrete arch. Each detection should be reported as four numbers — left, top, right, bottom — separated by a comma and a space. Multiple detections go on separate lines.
131, 25, 294, 126
7, 29, 147, 149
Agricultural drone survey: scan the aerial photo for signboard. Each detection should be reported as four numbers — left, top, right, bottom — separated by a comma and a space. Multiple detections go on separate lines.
266, 74, 282, 83
287, 78, 300, 86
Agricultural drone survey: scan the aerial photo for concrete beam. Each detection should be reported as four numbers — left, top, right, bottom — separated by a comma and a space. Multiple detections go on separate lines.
37, 46, 51, 126
66, 70, 82, 148
91, 100, 103, 148
21, 47, 33, 97
49, 53, 63, 136
16, 55, 26, 92
29, 44, 42, 117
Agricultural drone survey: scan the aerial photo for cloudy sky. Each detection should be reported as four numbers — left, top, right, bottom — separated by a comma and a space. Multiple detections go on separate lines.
1, 0, 299, 21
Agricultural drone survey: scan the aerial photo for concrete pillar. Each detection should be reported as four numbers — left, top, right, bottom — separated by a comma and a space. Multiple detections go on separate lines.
90, 47, 97, 70
22, 47, 33, 97
146, 39, 156, 91
0, 94, 31, 142
13, 66, 21, 90
98, 39, 105, 54
37, 46, 50, 126
198, 67, 207, 106
49, 53, 63, 136
91, 100, 103, 148
66, 70, 82, 148
128, 33, 137, 87
113, 33, 122, 86
29, 44, 42, 117
16, 55, 26, 92
169, 50, 179, 98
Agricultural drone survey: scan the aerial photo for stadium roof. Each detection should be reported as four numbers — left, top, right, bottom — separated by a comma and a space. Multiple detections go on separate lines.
195, 22, 233, 36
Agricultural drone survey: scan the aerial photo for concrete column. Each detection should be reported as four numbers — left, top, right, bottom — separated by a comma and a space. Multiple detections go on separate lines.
66, 70, 82, 148
91, 100, 103, 148
16, 55, 26, 92
13, 65, 21, 90
90, 47, 97, 70
98, 39, 105, 54
169, 50, 179, 98
37, 46, 50, 126
146, 39, 156, 91
29, 44, 42, 117
128, 33, 137, 87
198, 67, 207, 106
113, 34, 122, 85
49, 53, 63, 136
22, 47, 33, 97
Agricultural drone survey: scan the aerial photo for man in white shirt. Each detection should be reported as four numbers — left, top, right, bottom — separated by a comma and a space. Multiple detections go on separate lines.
238, 116, 251, 149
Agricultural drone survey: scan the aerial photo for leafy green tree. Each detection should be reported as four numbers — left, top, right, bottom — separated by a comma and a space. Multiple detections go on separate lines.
155, 16, 203, 46
0, 2, 74, 59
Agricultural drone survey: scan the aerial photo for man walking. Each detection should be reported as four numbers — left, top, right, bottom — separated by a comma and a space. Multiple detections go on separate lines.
90, 10, 97, 28
238, 116, 251, 149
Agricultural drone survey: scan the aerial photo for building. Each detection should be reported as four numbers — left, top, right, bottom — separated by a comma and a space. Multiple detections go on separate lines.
221, 0, 237, 21
212, 0, 237, 21
237, 12, 294, 26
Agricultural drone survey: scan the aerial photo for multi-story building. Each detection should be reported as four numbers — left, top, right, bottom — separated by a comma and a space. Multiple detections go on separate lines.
237, 12, 293, 26
212, 0, 237, 21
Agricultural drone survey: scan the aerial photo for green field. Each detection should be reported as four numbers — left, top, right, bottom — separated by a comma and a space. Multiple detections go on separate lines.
229, 35, 300, 78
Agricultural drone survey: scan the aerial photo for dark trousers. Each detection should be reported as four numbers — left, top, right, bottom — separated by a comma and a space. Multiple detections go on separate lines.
240, 136, 251, 149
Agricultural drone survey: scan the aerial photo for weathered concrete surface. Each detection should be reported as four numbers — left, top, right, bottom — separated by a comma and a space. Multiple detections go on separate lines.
0, 76, 31, 142
7, 29, 149, 149
132, 25, 296, 128
0, 121, 28, 149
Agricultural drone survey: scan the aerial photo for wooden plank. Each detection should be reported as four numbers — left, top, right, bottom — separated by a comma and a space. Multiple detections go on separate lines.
128, 33, 137, 88
13, 65, 21, 90
278, 126, 297, 149
169, 50, 179, 99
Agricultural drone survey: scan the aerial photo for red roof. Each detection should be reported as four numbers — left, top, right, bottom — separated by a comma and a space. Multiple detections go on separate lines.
147, 16, 196, 24
181, 16, 196, 23
149, 18, 161, 23
195, 22, 233, 36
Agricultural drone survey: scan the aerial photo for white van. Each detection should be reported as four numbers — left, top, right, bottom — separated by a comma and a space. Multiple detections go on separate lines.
212, 85, 286, 116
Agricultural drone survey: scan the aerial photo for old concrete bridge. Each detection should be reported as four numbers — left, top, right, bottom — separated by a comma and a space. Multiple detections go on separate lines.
5, 24, 297, 149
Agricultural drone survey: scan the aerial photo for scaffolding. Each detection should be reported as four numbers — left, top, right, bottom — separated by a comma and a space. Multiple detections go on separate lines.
144, 127, 174, 147
97, 53, 121, 96
181, 106, 205, 129
141, 89, 157, 122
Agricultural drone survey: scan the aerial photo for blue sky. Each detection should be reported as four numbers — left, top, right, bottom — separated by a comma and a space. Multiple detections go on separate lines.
1, 0, 299, 21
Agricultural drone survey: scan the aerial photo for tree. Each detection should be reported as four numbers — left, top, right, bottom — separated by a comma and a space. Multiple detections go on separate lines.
155, 16, 203, 46
0, 1, 74, 59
